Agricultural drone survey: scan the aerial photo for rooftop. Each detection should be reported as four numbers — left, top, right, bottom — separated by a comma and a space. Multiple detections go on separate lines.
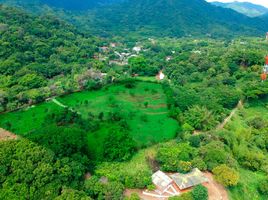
170, 168, 209, 190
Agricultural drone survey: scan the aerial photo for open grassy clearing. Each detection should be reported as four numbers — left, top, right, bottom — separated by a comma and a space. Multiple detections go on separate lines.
0, 81, 178, 159
57, 81, 178, 158
0, 102, 64, 135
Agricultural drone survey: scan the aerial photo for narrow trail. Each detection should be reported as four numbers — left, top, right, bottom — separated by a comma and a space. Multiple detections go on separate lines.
52, 98, 67, 108
51, 98, 82, 115
193, 100, 243, 136
216, 100, 243, 130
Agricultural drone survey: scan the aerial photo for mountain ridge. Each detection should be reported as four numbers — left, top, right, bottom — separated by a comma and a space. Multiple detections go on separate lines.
211, 1, 268, 17
90, 0, 268, 37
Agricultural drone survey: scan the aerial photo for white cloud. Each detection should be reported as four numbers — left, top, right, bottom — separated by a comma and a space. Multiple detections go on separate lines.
206, 0, 268, 8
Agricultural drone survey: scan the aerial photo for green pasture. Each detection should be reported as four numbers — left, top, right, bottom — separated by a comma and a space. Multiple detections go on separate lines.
0, 101, 63, 135
0, 81, 178, 159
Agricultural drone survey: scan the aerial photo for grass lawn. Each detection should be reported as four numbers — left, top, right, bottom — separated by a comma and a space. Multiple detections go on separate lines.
0, 81, 179, 159
135, 76, 158, 82
0, 101, 63, 135
57, 81, 178, 158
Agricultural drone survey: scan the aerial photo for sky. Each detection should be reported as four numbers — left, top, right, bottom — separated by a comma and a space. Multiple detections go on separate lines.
206, 0, 268, 8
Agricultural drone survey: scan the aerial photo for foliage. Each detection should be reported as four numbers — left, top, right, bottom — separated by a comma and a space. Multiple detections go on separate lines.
26, 126, 89, 163
0, 5, 99, 111
182, 106, 217, 131
169, 192, 193, 200
55, 188, 92, 200
212, 164, 239, 187
125, 193, 140, 200
156, 142, 197, 172
192, 185, 208, 200
84, 176, 125, 200
0, 139, 86, 199
103, 129, 137, 162
258, 179, 268, 195
199, 141, 237, 171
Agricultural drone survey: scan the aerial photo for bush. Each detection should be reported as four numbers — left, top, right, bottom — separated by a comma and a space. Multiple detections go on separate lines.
189, 135, 201, 147
156, 143, 197, 172
212, 164, 239, 187
147, 184, 156, 191
178, 161, 192, 173
247, 116, 266, 129
191, 157, 207, 171
169, 192, 193, 200
125, 193, 140, 200
103, 130, 137, 162
258, 179, 268, 195
192, 185, 208, 200
183, 106, 217, 131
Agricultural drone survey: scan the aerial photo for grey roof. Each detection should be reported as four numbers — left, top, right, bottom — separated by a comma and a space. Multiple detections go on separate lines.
152, 170, 173, 189
170, 168, 209, 190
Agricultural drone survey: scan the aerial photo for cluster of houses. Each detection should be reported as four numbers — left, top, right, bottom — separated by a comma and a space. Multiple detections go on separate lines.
96, 42, 143, 66
143, 168, 209, 199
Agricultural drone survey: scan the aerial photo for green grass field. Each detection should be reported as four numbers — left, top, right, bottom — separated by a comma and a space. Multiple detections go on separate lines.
0, 101, 64, 135
57, 81, 178, 158
0, 81, 179, 159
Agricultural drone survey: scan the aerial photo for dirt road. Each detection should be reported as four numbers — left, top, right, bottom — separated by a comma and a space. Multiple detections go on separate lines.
203, 172, 229, 200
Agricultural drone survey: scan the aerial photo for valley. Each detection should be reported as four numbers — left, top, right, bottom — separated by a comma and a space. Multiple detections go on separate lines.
0, 0, 268, 200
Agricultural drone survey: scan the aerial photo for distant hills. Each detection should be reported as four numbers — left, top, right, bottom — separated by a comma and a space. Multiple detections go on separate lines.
41, 0, 123, 10
0, 0, 268, 38
91, 0, 268, 37
211, 1, 268, 17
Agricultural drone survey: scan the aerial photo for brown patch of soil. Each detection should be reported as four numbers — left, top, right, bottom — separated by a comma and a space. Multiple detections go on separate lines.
203, 172, 229, 200
0, 128, 18, 141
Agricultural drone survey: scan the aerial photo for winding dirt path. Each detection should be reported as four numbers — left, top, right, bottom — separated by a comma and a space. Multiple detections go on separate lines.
217, 100, 243, 130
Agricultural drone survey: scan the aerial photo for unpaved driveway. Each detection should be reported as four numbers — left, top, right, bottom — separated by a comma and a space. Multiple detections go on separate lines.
203, 172, 229, 200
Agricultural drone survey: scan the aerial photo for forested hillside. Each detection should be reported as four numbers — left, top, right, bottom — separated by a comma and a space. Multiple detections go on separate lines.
1, 1, 268, 200
0, 5, 102, 112
1, 0, 268, 38
90, 0, 268, 37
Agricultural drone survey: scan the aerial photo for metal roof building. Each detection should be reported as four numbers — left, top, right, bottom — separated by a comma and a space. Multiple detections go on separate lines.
170, 168, 209, 190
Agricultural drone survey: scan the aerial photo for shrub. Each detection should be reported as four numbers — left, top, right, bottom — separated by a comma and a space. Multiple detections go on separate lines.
103, 130, 137, 162
212, 164, 239, 187
191, 157, 207, 171
189, 135, 201, 147
178, 161, 192, 173
147, 184, 156, 191
247, 116, 266, 129
192, 185, 208, 200
125, 193, 140, 200
169, 192, 193, 200
183, 106, 217, 131
258, 179, 268, 195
